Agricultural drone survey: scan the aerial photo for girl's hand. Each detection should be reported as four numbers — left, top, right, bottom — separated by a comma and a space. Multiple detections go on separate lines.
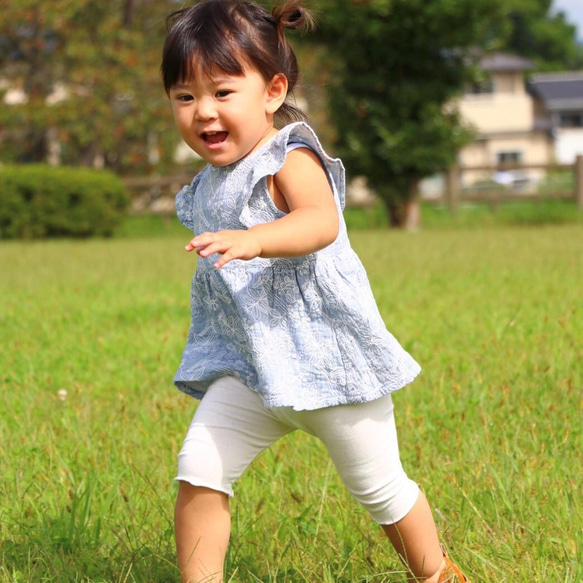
185, 230, 262, 269
185, 148, 338, 268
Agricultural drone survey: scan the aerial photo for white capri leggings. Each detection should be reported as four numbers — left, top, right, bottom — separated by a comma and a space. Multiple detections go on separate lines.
176, 376, 419, 525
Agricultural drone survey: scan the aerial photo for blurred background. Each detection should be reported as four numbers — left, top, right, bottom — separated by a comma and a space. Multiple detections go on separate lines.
1, 0, 583, 232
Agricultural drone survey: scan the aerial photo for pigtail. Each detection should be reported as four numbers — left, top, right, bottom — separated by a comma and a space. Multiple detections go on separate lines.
272, 0, 315, 34
269, 0, 314, 125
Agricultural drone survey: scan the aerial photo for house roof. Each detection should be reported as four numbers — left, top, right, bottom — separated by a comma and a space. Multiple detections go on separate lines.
529, 72, 583, 111
479, 53, 534, 72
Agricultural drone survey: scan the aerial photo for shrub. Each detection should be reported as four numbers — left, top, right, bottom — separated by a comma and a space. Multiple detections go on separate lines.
0, 165, 130, 239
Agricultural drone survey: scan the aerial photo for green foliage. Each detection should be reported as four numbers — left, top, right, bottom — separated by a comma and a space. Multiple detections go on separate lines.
314, 0, 505, 225
502, 0, 583, 70
421, 199, 583, 228
0, 0, 178, 175
0, 165, 130, 239
342, 199, 583, 230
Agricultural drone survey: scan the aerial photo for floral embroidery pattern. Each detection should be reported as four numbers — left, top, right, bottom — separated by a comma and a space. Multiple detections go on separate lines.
174, 123, 421, 411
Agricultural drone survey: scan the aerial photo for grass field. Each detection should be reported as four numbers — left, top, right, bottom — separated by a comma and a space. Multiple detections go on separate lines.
1, 222, 582, 582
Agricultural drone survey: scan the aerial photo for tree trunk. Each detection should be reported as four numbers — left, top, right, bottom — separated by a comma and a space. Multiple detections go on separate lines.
403, 181, 421, 231
384, 198, 406, 228
22, 131, 48, 163
379, 181, 421, 230
122, 0, 136, 28
403, 198, 420, 231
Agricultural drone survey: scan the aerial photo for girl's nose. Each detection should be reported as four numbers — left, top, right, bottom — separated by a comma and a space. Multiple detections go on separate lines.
195, 97, 217, 121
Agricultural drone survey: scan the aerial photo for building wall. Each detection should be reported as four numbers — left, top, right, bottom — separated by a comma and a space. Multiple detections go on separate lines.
458, 133, 552, 185
458, 71, 534, 133
493, 71, 526, 95
459, 95, 534, 134
555, 128, 583, 163
459, 133, 552, 165
456, 70, 555, 186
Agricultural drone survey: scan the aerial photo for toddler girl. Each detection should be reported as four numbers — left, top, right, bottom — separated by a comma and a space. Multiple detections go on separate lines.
162, 1, 471, 581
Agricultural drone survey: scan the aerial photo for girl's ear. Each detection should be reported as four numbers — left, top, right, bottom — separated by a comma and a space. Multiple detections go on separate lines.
265, 73, 288, 114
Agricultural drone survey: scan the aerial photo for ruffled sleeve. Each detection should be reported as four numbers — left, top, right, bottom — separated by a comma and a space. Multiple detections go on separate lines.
238, 123, 346, 230
175, 173, 203, 231
284, 123, 346, 211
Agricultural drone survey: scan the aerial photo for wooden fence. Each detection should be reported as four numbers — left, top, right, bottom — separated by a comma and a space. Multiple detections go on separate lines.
443, 155, 583, 211
123, 173, 197, 214
123, 155, 583, 213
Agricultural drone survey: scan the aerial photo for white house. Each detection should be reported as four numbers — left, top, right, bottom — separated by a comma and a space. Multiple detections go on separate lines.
528, 72, 583, 164
456, 53, 551, 186
455, 53, 583, 186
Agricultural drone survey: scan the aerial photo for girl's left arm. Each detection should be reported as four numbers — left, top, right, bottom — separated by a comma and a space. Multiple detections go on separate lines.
186, 148, 339, 269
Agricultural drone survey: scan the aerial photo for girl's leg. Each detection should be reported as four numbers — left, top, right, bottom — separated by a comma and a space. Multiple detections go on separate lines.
294, 395, 443, 581
174, 377, 293, 583
381, 490, 443, 582
175, 484, 230, 583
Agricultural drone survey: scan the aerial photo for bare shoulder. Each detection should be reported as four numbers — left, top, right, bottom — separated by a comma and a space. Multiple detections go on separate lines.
274, 147, 334, 211
276, 147, 326, 183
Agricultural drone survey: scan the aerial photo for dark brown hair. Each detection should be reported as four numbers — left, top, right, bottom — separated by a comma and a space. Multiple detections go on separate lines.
161, 0, 314, 124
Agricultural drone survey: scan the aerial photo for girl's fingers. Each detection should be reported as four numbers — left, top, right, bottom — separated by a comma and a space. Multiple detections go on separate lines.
197, 241, 228, 257
184, 231, 258, 267
214, 251, 234, 269
201, 242, 240, 267
185, 233, 213, 252
193, 233, 235, 257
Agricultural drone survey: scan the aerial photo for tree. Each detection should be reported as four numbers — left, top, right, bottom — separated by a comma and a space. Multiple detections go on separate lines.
313, 0, 506, 228
0, 0, 178, 175
502, 0, 583, 70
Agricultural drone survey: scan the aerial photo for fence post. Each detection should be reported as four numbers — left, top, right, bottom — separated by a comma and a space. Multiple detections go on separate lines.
445, 165, 460, 212
576, 155, 583, 210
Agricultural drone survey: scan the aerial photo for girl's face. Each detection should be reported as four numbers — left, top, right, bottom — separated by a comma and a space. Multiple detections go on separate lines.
168, 62, 287, 167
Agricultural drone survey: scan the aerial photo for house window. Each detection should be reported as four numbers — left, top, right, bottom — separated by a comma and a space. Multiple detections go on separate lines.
466, 79, 494, 95
497, 151, 522, 165
559, 113, 583, 127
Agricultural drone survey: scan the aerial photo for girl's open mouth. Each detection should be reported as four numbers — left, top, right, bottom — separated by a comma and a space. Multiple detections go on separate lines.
203, 131, 228, 145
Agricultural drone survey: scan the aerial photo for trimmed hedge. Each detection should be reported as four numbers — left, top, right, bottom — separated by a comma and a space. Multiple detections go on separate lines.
0, 165, 130, 239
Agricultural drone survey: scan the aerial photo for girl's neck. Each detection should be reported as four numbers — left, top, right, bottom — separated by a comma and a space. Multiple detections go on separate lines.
246, 125, 279, 157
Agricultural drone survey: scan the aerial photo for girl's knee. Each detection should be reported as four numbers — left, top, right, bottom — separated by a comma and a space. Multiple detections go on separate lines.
175, 482, 230, 525
356, 476, 420, 525
176, 481, 229, 504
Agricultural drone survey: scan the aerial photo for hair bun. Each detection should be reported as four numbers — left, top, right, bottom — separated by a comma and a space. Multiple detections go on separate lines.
288, 10, 302, 24
272, 0, 315, 33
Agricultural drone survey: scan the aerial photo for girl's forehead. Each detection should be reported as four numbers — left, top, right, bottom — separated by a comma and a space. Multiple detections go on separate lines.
174, 69, 237, 88
176, 55, 259, 85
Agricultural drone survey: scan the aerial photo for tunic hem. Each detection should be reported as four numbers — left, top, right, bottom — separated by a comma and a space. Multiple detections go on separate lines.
175, 363, 421, 411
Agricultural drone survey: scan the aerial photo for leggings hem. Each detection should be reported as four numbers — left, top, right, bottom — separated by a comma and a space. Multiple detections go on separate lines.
174, 476, 234, 497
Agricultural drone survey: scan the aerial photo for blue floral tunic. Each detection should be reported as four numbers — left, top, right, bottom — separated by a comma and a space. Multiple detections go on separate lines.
174, 122, 421, 411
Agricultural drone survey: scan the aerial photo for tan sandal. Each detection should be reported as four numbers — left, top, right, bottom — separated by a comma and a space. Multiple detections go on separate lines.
437, 545, 471, 583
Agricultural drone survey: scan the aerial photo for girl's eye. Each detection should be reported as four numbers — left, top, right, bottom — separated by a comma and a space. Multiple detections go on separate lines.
216, 90, 231, 98
177, 94, 193, 102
